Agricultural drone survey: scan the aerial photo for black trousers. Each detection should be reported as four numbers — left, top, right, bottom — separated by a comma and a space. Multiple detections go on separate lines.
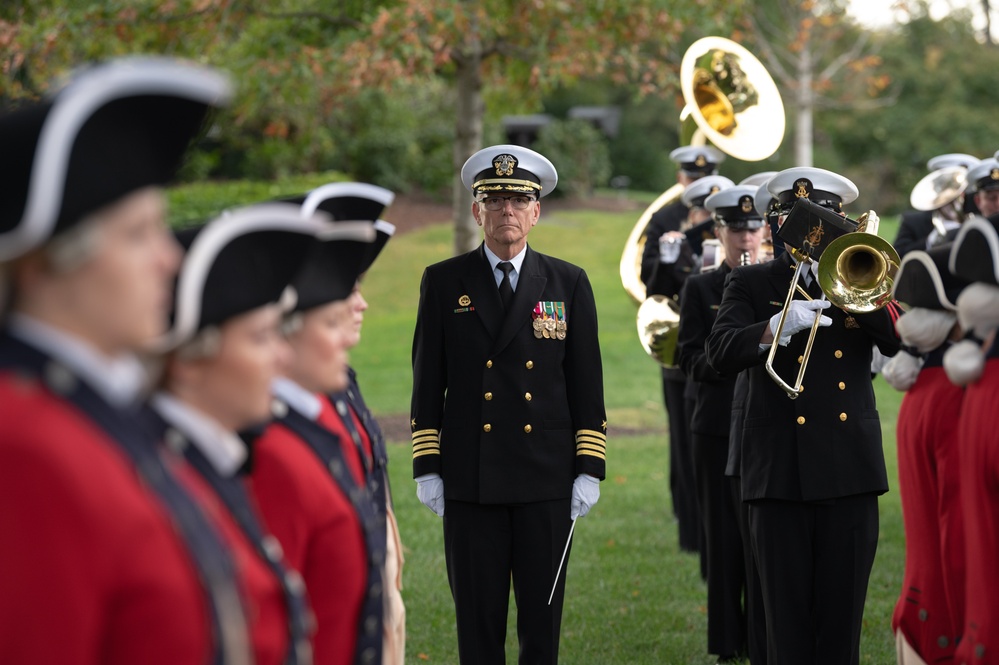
730, 477, 767, 665
693, 432, 747, 657
663, 370, 700, 556
748, 495, 879, 665
443, 498, 573, 665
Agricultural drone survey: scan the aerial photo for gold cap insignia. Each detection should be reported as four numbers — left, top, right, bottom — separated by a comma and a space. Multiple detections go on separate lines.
991, 168, 999, 180
710, 186, 720, 195
493, 154, 517, 177
740, 196, 754, 213
695, 154, 707, 167
458, 295, 471, 307
795, 179, 811, 199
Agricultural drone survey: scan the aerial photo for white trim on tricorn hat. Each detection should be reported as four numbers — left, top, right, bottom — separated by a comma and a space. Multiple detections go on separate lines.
1, 57, 233, 262
300, 182, 395, 219
154, 203, 337, 352
949, 216, 999, 285
461, 144, 558, 198
893, 247, 969, 311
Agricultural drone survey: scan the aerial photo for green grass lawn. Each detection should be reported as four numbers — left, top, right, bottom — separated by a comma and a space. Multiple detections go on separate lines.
345, 202, 907, 663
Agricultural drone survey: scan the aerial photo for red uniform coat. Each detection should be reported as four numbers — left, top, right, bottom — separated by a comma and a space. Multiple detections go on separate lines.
0, 372, 212, 664
954, 357, 999, 664
251, 404, 368, 665
892, 361, 965, 660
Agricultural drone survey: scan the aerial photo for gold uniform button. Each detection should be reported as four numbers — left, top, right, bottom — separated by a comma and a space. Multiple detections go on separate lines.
840, 412, 848, 421
484, 392, 493, 401
483, 423, 492, 432
524, 424, 532, 433
524, 392, 532, 401
796, 416, 806, 425
486, 360, 493, 368
838, 381, 846, 390
834, 350, 843, 359
525, 360, 534, 369
797, 355, 804, 364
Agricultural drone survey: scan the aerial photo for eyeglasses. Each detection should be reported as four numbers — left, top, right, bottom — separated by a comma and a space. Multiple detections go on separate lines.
478, 195, 536, 211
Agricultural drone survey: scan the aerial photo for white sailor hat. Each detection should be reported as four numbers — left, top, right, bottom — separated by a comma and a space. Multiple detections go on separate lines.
669, 146, 725, 176
461, 144, 558, 198
705, 186, 765, 229
927, 153, 978, 171
767, 166, 858, 212
967, 158, 999, 192
0, 57, 232, 263
754, 181, 777, 218
681, 175, 734, 208
739, 171, 778, 187
156, 203, 365, 351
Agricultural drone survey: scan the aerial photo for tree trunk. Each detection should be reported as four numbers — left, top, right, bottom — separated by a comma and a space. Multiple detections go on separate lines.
984, 0, 993, 45
794, 40, 813, 167
451, 18, 484, 255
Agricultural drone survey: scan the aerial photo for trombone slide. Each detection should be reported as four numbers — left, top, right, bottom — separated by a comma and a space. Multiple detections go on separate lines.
765, 260, 824, 399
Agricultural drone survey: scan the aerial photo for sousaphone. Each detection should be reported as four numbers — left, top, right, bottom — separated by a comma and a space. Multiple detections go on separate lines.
621, 37, 786, 367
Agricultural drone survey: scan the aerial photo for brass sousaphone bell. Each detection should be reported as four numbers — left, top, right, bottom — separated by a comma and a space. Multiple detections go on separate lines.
621, 37, 785, 367
909, 165, 969, 245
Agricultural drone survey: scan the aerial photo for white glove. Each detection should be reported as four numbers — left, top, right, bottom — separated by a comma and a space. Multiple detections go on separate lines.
769, 299, 832, 346
881, 351, 923, 391
956, 283, 999, 339
659, 235, 682, 264
415, 473, 444, 517
944, 339, 985, 387
570, 474, 601, 520
895, 308, 957, 353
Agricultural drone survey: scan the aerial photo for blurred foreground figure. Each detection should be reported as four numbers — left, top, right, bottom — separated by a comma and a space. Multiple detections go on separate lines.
0, 58, 255, 664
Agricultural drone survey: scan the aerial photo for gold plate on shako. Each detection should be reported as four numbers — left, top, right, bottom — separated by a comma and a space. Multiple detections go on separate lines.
459, 294, 471, 307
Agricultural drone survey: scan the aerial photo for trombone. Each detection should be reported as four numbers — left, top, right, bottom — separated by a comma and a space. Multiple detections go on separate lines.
765, 203, 900, 399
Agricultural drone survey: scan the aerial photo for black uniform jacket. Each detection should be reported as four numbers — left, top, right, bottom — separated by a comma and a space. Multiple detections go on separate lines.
411, 244, 607, 504
893, 210, 934, 258
704, 252, 902, 502
678, 263, 735, 438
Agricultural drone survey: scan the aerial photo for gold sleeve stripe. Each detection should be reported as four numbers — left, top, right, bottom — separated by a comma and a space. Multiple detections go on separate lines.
413, 449, 440, 459
412, 429, 440, 438
575, 429, 606, 441
577, 449, 606, 460
412, 434, 439, 444
413, 442, 439, 453
576, 442, 606, 453
575, 437, 606, 450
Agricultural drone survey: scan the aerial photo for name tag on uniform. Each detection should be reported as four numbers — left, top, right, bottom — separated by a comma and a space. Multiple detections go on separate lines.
532, 301, 567, 340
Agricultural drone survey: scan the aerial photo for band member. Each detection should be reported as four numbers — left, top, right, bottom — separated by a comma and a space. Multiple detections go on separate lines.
705, 167, 902, 664
0, 58, 253, 664
677, 185, 765, 662
148, 204, 335, 665
411, 145, 607, 664
967, 158, 999, 219
648, 173, 734, 564
248, 208, 386, 665
945, 218, 999, 664
894, 153, 979, 258
883, 245, 970, 663
295, 182, 407, 665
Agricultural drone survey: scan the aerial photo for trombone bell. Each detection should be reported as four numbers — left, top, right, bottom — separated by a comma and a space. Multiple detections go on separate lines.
817, 232, 900, 314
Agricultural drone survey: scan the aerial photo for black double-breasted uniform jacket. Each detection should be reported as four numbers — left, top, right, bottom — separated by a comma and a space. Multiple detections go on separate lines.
704, 252, 902, 502
411, 244, 607, 504
677, 263, 735, 438
893, 210, 934, 259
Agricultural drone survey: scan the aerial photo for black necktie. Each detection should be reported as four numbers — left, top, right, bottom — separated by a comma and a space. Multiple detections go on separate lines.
498, 261, 514, 311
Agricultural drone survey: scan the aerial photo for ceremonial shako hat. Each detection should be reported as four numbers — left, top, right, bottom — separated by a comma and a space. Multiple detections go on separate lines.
739, 171, 778, 188
0, 57, 232, 263
669, 145, 725, 176
768, 166, 859, 213
949, 216, 999, 285
461, 144, 558, 198
927, 153, 978, 171
706, 185, 765, 229
681, 175, 734, 208
893, 244, 971, 311
967, 158, 999, 192
294, 181, 396, 275
159, 203, 332, 349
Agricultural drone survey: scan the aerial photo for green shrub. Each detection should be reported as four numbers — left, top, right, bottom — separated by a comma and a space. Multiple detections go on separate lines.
534, 118, 612, 198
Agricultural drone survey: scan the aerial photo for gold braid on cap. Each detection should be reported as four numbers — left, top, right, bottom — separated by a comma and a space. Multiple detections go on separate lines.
472, 178, 542, 193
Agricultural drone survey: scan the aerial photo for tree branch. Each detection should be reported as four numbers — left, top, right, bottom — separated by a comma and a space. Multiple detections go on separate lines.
816, 30, 870, 81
